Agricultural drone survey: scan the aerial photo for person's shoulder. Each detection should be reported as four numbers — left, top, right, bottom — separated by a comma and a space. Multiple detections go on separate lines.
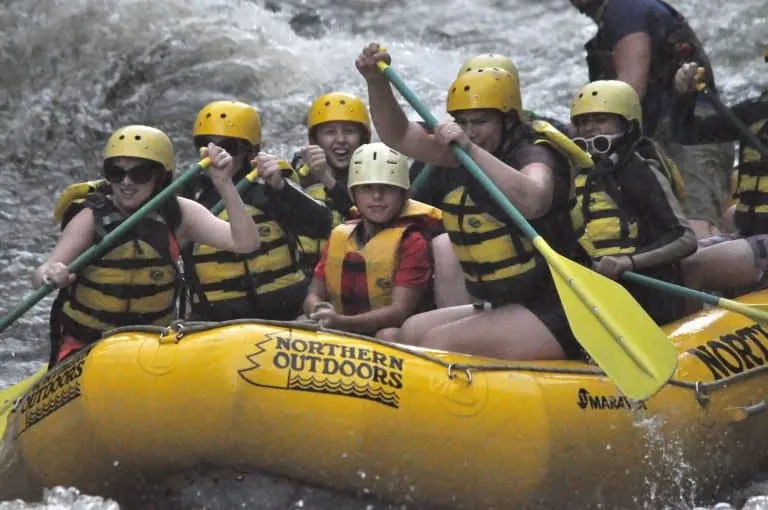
399, 228, 430, 255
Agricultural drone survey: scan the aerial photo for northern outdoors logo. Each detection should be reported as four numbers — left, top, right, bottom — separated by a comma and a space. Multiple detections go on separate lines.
239, 330, 404, 408
18, 345, 91, 434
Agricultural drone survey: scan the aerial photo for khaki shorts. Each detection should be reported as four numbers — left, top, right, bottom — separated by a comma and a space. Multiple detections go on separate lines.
654, 117, 735, 227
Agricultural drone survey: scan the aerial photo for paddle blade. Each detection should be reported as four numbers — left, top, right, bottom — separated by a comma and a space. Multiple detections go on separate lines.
547, 254, 677, 400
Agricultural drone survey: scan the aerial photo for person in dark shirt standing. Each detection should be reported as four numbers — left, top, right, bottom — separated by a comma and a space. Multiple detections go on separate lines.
570, 0, 735, 239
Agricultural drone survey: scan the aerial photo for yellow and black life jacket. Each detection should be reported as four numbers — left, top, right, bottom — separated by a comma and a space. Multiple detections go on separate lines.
733, 118, 768, 235
297, 174, 347, 275
441, 185, 539, 303
570, 137, 683, 258
59, 193, 180, 343
439, 121, 586, 304
571, 169, 640, 258
324, 200, 442, 315
53, 179, 110, 227
185, 167, 307, 321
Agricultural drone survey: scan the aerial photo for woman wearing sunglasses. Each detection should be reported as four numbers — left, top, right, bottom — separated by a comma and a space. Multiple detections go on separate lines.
569, 80, 696, 324
32, 124, 261, 366
183, 100, 331, 322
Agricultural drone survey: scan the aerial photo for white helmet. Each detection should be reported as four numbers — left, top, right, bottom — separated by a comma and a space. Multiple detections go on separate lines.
347, 142, 410, 196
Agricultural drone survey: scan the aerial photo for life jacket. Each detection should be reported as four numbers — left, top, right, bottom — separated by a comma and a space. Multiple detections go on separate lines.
324, 200, 442, 315
584, 0, 714, 134
295, 162, 353, 275
440, 122, 585, 304
570, 136, 682, 258
58, 193, 180, 343
733, 117, 768, 235
53, 179, 110, 227
184, 167, 307, 321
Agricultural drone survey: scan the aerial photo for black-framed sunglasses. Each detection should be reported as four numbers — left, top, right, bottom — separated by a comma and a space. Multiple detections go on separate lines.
103, 161, 162, 184
572, 133, 624, 156
194, 137, 244, 155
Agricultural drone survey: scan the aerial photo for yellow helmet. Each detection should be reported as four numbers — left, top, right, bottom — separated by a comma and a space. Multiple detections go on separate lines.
103, 125, 175, 172
347, 142, 410, 195
446, 68, 523, 117
193, 100, 262, 146
307, 92, 371, 135
570, 80, 643, 130
457, 53, 519, 83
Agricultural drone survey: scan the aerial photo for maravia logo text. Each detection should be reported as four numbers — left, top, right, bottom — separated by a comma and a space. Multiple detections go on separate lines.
239, 330, 404, 408
577, 388, 647, 411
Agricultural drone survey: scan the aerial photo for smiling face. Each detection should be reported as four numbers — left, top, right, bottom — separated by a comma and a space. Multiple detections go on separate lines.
452, 109, 505, 154
352, 184, 406, 226
103, 157, 163, 212
314, 121, 366, 171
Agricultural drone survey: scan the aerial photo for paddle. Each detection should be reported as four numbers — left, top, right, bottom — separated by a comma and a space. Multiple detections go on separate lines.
374, 57, 677, 400
621, 271, 768, 322
210, 167, 260, 215
694, 68, 768, 159
0, 157, 212, 334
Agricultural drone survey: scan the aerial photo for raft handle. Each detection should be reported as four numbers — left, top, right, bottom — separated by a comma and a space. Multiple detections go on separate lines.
159, 321, 186, 344
694, 381, 709, 407
731, 400, 767, 422
447, 363, 473, 385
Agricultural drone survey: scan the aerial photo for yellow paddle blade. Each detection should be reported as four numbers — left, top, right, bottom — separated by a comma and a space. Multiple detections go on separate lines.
0, 367, 47, 438
535, 240, 678, 400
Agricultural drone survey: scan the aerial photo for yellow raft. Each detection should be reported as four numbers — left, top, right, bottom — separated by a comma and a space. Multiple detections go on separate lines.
2, 292, 768, 509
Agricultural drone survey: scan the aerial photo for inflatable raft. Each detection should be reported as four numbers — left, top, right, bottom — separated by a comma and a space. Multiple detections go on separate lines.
2, 292, 768, 509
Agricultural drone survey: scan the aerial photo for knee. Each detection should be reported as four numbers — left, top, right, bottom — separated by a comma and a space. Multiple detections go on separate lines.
399, 314, 427, 346
375, 327, 399, 343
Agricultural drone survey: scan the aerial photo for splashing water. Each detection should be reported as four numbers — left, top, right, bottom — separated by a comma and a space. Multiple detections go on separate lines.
1, 0, 768, 508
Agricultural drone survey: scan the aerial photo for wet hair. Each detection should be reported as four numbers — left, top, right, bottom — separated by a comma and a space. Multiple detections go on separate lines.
494, 109, 528, 159
151, 171, 182, 232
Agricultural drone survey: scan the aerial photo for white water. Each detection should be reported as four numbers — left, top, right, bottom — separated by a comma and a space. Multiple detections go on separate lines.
1, 0, 767, 507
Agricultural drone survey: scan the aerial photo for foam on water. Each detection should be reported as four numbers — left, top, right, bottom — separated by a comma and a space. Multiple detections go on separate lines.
1, 0, 767, 507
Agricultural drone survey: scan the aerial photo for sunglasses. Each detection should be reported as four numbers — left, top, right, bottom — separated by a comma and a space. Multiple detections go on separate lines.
572, 133, 623, 156
103, 161, 161, 184
194, 137, 244, 155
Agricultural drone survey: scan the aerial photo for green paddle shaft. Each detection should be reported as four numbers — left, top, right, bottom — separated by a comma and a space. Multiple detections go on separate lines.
0, 158, 211, 334
210, 168, 260, 215
411, 164, 434, 193
697, 85, 768, 159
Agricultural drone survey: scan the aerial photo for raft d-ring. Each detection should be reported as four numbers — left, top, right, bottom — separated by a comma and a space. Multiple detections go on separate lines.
447, 363, 473, 385
174, 322, 185, 340
694, 381, 710, 407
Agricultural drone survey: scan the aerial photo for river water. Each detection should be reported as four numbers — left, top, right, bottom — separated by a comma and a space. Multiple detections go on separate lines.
0, 0, 767, 508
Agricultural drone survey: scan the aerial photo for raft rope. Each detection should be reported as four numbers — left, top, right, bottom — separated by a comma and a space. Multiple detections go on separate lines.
102, 319, 768, 407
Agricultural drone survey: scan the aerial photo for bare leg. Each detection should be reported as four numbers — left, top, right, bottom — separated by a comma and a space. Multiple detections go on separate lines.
420, 303, 566, 361
431, 233, 471, 308
399, 305, 478, 345
683, 238, 761, 293
375, 327, 399, 343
